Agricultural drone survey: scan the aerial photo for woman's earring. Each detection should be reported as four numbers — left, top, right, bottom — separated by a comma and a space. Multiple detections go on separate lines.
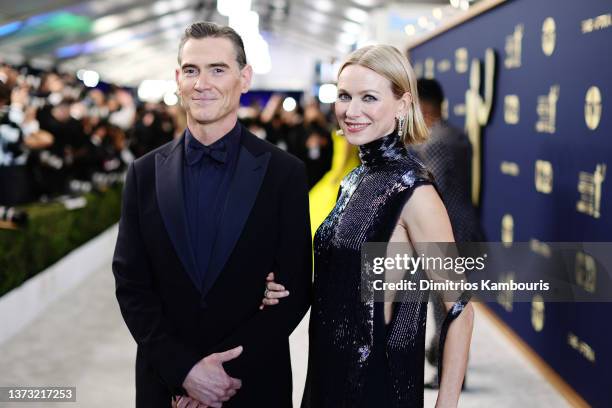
397, 115, 406, 137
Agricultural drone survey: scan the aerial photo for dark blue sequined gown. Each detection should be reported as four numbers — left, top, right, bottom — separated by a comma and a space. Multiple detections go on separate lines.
303, 131, 469, 408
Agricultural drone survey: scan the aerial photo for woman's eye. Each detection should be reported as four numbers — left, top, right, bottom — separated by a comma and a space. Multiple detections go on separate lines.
337, 93, 350, 101
363, 94, 377, 102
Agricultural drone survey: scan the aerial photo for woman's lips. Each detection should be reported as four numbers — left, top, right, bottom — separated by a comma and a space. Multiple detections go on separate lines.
345, 122, 370, 133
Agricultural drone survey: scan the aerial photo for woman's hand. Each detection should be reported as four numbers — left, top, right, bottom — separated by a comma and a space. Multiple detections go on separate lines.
259, 272, 290, 310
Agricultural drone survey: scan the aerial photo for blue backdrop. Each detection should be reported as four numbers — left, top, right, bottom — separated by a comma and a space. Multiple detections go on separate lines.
409, 0, 611, 406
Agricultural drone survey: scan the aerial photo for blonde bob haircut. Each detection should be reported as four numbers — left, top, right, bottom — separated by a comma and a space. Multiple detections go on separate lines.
337, 44, 429, 145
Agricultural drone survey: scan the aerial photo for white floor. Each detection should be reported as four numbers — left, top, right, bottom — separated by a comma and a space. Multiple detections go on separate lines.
0, 257, 570, 407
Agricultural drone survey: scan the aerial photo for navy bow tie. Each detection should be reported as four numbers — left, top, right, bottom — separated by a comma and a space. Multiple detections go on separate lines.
186, 138, 227, 165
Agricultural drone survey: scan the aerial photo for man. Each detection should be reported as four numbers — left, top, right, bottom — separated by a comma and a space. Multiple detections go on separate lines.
113, 22, 312, 407
413, 78, 481, 388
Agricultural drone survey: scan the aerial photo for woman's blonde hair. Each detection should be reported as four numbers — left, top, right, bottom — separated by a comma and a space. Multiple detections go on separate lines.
338, 44, 429, 145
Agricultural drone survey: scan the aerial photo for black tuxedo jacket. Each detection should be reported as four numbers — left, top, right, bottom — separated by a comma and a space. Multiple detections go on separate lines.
112, 125, 312, 407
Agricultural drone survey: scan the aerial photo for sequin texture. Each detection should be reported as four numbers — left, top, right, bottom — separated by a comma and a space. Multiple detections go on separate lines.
304, 131, 470, 407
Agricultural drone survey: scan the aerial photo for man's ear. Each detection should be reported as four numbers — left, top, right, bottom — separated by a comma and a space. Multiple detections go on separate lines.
240, 64, 253, 94
175, 68, 180, 92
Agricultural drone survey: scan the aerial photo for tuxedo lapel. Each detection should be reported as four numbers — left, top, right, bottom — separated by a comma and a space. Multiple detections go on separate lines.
155, 134, 200, 290
202, 131, 271, 297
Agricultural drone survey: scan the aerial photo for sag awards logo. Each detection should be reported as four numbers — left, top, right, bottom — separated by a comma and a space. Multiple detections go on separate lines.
455, 47, 468, 73
505, 24, 523, 69
541, 17, 556, 56
585, 86, 602, 130
504, 95, 520, 124
536, 85, 560, 134
582, 13, 612, 34
414, 61, 423, 78
531, 295, 545, 332
568, 332, 596, 363
535, 160, 553, 194
500, 161, 519, 177
496, 271, 515, 312
575, 251, 597, 293
437, 59, 451, 73
576, 163, 606, 218
425, 58, 435, 79
501, 214, 513, 246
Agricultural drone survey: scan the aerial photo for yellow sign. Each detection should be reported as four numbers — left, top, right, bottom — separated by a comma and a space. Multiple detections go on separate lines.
585, 86, 602, 130
582, 13, 612, 34
577, 164, 606, 218
500, 161, 520, 176
505, 24, 524, 69
542, 17, 556, 56
504, 95, 520, 124
531, 295, 545, 332
501, 214, 513, 245
425, 58, 435, 79
575, 251, 597, 293
455, 48, 468, 73
536, 85, 560, 134
535, 160, 553, 194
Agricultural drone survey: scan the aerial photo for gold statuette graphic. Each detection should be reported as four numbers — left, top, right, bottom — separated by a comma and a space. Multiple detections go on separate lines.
465, 48, 496, 205
535, 85, 560, 134
505, 24, 524, 69
575, 251, 597, 293
585, 86, 602, 130
504, 95, 520, 124
541, 17, 556, 56
531, 295, 545, 332
455, 48, 468, 73
535, 160, 553, 194
501, 214, 513, 246
576, 163, 606, 218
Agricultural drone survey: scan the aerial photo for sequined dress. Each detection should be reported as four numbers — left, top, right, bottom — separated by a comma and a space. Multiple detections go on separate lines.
303, 131, 469, 408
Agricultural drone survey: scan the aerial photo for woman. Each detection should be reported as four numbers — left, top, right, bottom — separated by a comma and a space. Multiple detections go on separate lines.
263, 45, 473, 407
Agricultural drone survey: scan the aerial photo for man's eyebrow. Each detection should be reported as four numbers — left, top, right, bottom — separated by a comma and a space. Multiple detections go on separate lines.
206, 62, 230, 69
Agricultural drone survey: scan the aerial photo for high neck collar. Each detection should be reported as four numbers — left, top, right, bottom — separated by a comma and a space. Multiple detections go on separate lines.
358, 131, 406, 167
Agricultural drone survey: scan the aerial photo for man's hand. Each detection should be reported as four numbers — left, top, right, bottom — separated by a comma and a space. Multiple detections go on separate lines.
173, 395, 208, 408
182, 346, 243, 407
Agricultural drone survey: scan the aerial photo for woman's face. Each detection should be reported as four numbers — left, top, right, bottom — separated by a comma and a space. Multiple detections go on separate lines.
335, 64, 406, 146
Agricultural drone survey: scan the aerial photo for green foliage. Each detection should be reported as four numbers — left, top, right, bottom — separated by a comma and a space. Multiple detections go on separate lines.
0, 185, 122, 296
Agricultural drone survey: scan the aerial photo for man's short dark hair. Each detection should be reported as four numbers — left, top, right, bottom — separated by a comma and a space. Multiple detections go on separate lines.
0, 81, 11, 105
417, 78, 445, 108
178, 21, 247, 69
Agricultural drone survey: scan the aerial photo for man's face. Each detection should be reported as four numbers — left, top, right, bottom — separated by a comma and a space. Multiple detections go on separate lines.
176, 37, 251, 126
